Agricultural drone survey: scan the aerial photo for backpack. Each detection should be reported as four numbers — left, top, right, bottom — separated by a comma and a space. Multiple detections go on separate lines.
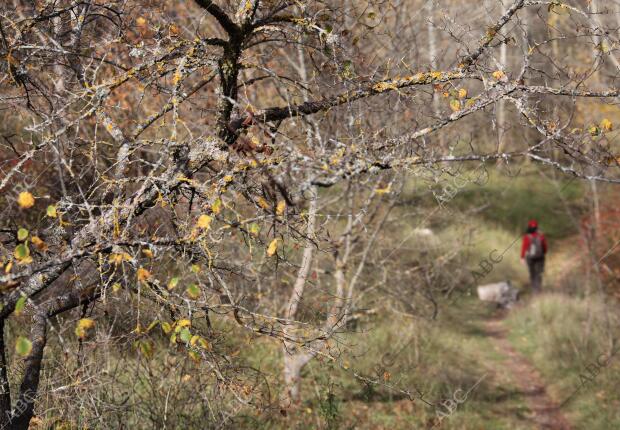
527, 234, 544, 259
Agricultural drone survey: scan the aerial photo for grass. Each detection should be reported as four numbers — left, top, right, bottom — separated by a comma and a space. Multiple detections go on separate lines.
250, 295, 531, 429
504, 294, 620, 429
448, 164, 585, 239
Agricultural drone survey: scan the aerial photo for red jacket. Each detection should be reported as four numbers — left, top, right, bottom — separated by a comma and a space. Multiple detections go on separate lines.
521, 232, 547, 258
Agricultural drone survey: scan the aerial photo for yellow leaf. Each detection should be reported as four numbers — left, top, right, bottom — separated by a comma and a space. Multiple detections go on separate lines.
142, 248, 153, 258
197, 337, 210, 350
161, 321, 172, 334
374, 184, 391, 195
136, 16, 147, 26
196, 214, 212, 229
108, 253, 122, 265
276, 201, 286, 216
267, 239, 279, 256
146, 320, 159, 332
137, 267, 151, 281
167, 277, 179, 290
223, 175, 233, 183
31, 236, 47, 252
17, 192, 35, 209
449, 99, 461, 112
600, 118, 613, 132
458, 88, 467, 99
169, 24, 180, 36
248, 223, 260, 236
172, 69, 182, 86
492, 70, 505, 80
176, 319, 191, 328
16, 256, 32, 265
75, 318, 95, 339
257, 197, 270, 210
211, 198, 222, 214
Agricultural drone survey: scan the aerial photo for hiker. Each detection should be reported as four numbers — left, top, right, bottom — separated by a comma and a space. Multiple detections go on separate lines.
520, 219, 547, 292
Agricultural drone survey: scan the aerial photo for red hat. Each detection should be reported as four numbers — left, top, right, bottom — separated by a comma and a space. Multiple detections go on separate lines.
528, 219, 538, 228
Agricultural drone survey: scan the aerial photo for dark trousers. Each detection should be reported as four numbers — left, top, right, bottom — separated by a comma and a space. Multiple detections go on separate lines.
527, 257, 545, 292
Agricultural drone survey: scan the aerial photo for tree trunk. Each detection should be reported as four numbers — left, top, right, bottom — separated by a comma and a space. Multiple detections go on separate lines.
497, 0, 508, 155
427, 1, 444, 148
0, 319, 11, 429
282, 350, 312, 405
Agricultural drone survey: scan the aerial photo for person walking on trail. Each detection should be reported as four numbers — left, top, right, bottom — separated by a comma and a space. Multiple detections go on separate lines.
521, 219, 547, 292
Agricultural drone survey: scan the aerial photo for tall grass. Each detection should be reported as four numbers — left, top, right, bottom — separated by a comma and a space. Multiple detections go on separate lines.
505, 294, 620, 429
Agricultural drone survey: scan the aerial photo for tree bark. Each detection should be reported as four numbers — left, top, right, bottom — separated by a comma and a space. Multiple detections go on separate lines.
0, 319, 11, 429
10, 286, 100, 429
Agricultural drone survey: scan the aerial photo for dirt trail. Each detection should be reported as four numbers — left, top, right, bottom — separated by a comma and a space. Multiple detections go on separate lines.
485, 313, 572, 430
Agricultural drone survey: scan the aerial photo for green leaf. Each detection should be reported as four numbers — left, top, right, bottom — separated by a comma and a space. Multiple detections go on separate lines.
449, 98, 461, 112
135, 340, 153, 359
15, 336, 32, 357
15, 295, 27, 315
146, 320, 159, 332
167, 277, 179, 290
186, 284, 200, 300
46, 205, 57, 218
17, 228, 28, 241
248, 223, 260, 236
161, 321, 172, 334
179, 327, 192, 343
13, 244, 30, 261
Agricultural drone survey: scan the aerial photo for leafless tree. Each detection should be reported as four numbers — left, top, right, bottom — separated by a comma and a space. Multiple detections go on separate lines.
0, 0, 619, 427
